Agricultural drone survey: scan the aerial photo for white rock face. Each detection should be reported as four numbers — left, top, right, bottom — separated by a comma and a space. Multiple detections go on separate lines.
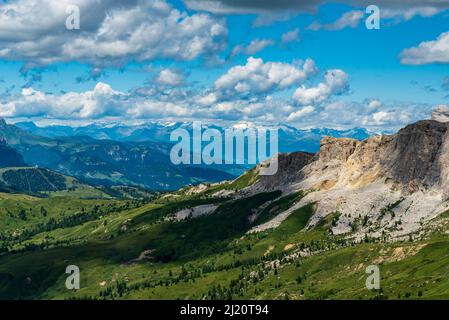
432, 105, 449, 123
247, 120, 449, 240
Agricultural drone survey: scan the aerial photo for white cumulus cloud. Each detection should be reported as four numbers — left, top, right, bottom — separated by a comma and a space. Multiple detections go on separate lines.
0, 0, 228, 67
156, 69, 185, 86
0, 82, 124, 119
308, 10, 364, 31
400, 31, 449, 65
244, 39, 274, 55
215, 56, 317, 98
281, 28, 300, 44
230, 39, 274, 57
292, 69, 349, 105
286, 106, 315, 122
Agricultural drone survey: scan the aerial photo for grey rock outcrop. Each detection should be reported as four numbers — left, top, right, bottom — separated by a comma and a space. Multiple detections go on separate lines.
301, 120, 449, 193
248, 120, 449, 239
251, 151, 314, 192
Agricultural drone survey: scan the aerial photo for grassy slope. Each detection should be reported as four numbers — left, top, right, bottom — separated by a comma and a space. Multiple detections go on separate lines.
200, 167, 260, 196
0, 193, 116, 235
1, 188, 449, 300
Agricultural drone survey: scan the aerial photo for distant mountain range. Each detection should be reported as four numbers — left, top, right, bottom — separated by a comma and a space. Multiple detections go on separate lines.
0, 119, 236, 190
14, 121, 378, 153
0, 119, 382, 191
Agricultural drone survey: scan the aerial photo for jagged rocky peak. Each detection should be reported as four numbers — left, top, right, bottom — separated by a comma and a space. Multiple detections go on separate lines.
302, 120, 449, 193
247, 118, 449, 196
384, 120, 448, 191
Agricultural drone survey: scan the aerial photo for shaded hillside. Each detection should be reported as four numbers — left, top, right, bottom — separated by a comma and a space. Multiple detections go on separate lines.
0, 167, 108, 198
0, 139, 26, 168
0, 167, 67, 193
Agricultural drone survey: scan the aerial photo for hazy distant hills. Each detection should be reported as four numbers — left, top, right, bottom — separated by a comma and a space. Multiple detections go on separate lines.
14, 121, 376, 153
0, 119, 236, 190
0, 119, 379, 191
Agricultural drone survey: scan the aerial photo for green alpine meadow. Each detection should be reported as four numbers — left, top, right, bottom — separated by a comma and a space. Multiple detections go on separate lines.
1, 0, 449, 306
2, 141, 449, 300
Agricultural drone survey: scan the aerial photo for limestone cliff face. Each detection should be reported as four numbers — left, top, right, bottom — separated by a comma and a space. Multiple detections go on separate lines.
248, 120, 449, 239
301, 135, 388, 190
301, 120, 449, 194
383, 121, 447, 190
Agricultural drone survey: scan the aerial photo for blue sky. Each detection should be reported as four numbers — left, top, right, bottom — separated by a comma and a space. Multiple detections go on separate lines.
0, 0, 448, 130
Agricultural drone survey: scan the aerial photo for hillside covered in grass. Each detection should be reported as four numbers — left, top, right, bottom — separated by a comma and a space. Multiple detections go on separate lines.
1, 183, 449, 300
